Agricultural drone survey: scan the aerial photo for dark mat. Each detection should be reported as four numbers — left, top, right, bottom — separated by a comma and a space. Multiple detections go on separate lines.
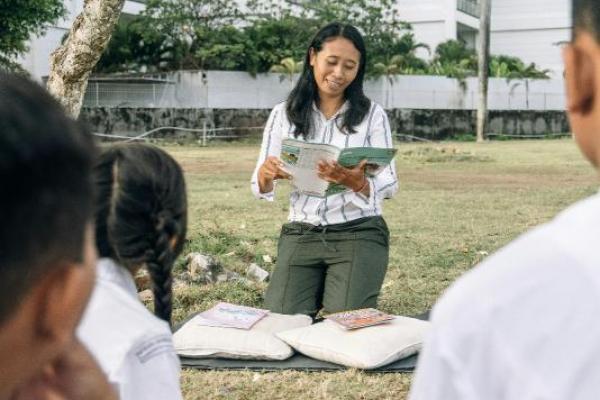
177, 311, 429, 373
180, 352, 417, 372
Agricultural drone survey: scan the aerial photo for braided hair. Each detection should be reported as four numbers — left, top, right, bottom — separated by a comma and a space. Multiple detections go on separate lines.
94, 143, 187, 326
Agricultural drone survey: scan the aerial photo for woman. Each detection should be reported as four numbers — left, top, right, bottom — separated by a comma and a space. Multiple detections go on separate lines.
78, 143, 187, 400
251, 22, 398, 317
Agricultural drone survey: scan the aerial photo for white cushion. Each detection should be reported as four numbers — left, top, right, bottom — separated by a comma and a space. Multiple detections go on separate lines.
174, 312, 312, 360
276, 316, 430, 369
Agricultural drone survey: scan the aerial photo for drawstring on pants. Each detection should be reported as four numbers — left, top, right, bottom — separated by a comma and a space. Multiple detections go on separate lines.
296, 224, 337, 252
318, 226, 337, 252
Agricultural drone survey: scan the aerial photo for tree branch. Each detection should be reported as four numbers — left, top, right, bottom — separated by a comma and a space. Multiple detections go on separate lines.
47, 0, 125, 118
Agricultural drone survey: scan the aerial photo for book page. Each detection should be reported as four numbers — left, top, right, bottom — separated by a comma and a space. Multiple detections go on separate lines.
282, 139, 340, 197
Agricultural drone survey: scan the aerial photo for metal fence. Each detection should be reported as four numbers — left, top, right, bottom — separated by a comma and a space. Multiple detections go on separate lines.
81, 71, 566, 112
83, 77, 175, 108
92, 125, 440, 145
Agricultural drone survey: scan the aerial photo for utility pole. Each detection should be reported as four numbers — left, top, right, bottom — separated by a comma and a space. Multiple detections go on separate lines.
476, 0, 492, 142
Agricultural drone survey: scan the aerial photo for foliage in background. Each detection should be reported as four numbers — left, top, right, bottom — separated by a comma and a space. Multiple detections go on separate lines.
269, 57, 304, 85
96, 0, 551, 81
94, 19, 180, 73
489, 54, 551, 79
0, 0, 65, 72
429, 40, 551, 81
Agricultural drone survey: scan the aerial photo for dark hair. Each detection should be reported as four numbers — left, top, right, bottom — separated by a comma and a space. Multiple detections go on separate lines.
0, 73, 95, 324
573, 0, 600, 40
94, 143, 187, 326
286, 22, 371, 140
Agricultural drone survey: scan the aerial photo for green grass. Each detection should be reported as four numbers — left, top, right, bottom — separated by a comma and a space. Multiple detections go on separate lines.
163, 139, 598, 399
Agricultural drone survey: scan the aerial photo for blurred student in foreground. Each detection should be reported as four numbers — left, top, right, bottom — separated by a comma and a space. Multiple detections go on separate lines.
410, 1, 600, 399
78, 143, 187, 399
0, 73, 115, 399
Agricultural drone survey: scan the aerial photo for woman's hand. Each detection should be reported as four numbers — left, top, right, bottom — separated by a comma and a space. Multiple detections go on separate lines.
317, 159, 369, 195
258, 156, 291, 193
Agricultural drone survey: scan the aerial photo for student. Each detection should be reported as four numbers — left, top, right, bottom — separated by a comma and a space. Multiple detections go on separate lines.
251, 22, 398, 317
0, 73, 115, 399
410, 1, 600, 398
78, 143, 187, 400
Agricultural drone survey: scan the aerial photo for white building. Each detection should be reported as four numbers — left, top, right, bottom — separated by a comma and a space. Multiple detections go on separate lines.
18, 0, 145, 80
490, 0, 571, 75
396, 0, 571, 77
395, 0, 480, 59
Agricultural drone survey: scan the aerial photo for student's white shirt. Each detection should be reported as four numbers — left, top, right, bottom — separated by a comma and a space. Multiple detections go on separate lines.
409, 193, 600, 400
251, 101, 398, 225
77, 258, 182, 400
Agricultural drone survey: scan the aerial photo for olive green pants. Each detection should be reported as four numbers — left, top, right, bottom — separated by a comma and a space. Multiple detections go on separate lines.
264, 216, 390, 316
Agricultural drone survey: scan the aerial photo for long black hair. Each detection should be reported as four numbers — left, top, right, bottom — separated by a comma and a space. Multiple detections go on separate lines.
94, 143, 187, 326
286, 22, 371, 140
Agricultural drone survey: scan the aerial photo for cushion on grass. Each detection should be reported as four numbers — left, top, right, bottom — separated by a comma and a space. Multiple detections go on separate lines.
276, 316, 430, 369
173, 313, 312, 361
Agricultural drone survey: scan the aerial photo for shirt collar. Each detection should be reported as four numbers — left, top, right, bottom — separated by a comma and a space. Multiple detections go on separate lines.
312, 100, 349, 121
96, 258, 139, 299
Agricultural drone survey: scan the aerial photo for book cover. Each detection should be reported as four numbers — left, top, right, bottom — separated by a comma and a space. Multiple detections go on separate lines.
195, 302, 269, 330
325, 308, 394, 330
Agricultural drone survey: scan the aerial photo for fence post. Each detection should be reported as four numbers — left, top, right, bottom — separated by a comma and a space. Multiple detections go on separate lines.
95, 82, 99, 107
202, 120, 207, 147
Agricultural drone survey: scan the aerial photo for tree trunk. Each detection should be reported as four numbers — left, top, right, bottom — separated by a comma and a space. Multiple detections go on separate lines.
476, 0, 492, 142
47, 0, 125, 118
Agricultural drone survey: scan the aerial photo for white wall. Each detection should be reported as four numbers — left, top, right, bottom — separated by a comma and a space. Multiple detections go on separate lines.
490, 0, 571, 77
83, 70, 566, 111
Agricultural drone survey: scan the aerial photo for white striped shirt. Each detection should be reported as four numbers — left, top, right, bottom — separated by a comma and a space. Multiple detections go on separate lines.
251, 101, 398, 225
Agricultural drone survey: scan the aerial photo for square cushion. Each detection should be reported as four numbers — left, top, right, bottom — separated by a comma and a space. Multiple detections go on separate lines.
174, 312, 312, 360
276, 316, 430, 369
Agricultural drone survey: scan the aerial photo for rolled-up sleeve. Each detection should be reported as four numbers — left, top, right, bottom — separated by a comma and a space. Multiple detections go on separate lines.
251, 103, 285, 201
350, 106, 398, 210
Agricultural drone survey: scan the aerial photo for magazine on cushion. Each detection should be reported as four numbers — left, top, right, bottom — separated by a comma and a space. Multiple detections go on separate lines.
325, 308, 394, 330
195, 302, 269, 330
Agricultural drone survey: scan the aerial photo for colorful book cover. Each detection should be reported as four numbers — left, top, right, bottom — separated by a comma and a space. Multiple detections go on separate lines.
325, 308, 394, 330
195, 302, 269, 330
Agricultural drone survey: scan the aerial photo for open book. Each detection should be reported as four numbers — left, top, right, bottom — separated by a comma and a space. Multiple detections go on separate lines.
325, 308, 394, 330
281, 139, 397, 197
194, 302, 269, 330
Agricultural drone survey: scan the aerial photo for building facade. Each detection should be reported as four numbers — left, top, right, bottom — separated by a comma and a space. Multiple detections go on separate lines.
490, 0, 571, 75
395, 0, 480, 59
396, 0, 571, 77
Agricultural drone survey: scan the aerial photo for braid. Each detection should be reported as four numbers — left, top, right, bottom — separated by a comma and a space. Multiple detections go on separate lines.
146, 211, 179, 326
93, 143, 187, 328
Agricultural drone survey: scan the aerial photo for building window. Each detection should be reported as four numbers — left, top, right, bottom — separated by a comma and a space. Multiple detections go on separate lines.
457, 0, 479, 18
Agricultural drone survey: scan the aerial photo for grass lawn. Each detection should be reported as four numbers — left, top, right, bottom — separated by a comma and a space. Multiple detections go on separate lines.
162, 139, 598, 400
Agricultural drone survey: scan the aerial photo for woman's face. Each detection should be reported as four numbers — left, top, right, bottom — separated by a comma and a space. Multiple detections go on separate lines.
309, 36, 361, 100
